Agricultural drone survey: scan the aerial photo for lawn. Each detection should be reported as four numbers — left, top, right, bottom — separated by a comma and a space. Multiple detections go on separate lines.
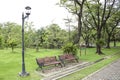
0, 47, 120, 80
0, 48, 62, 80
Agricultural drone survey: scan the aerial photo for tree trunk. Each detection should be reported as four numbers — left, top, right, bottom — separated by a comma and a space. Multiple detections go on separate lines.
96, 43, 102, 54
36, 45, 39, 52
106, 34, 111, 48
73, 0, 85, 44
96, 29, 103, 55
74, 15, 82, 44
12, 46, 14, 52
85, 39, 90, 48
114, 38, 116, 47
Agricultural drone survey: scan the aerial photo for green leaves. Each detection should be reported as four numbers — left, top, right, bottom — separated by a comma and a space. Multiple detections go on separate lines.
62, 42, 78, 55
96, 39, 105, 46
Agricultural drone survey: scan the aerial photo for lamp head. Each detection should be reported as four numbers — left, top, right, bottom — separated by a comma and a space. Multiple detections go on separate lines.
25, 6, 31, 16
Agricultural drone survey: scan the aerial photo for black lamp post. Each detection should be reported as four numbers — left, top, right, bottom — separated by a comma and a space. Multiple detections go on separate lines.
19, 6, 31, 77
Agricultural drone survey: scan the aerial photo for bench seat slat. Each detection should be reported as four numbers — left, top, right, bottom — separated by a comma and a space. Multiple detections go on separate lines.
44, 61, 61, 66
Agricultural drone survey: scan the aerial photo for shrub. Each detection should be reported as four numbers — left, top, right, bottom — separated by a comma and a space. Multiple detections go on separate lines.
62, 42, 78, 55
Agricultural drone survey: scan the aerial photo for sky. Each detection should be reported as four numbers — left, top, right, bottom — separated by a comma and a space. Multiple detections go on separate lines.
0, 0, 71, 29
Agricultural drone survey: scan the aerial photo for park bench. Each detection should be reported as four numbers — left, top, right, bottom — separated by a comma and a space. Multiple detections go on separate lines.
58, 54, 79, 66
36, 56, 62, 72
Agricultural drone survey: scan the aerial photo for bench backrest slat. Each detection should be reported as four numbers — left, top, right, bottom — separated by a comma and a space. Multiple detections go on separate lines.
36, 56, 58, 65
44, 57, 51, 63
59, 54, 75, 60
50, 56, 57, 62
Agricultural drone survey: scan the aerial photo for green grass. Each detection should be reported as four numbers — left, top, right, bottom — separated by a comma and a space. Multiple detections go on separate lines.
0, 47, 120, 80
77, 47, 120, 62
0, 48, 62, 80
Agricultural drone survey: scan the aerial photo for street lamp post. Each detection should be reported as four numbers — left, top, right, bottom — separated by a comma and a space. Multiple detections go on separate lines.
19, 6, 31, 77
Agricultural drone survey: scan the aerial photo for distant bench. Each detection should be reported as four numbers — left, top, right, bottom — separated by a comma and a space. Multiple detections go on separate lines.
58, 54, 79, 66
36, 56, 62, 72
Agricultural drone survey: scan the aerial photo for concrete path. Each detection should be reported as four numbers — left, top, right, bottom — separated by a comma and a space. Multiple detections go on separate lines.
82, 59, 120, 80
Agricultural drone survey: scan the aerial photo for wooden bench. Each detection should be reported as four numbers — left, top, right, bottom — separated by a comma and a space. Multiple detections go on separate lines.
58, 54, 79, 66
36, 56, 62, 72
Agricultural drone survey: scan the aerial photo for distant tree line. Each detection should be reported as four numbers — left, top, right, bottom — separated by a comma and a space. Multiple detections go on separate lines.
0, 22, 74, 52
0, 20, 120, 53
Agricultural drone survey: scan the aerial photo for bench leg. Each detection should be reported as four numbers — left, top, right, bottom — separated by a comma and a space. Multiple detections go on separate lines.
60, 60, 65, 67
55, 64, 57, 67
36, 67, 40, 71
40, 67, 43, 73
76, 59, 79, 63
62, 61, 65, 67
36, 66, 44, 73
55, 63, 63, 67
38, 65, 44, 73
59, 63, 63, 67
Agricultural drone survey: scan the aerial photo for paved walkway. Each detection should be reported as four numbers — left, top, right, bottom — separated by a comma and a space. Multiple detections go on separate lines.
82, 59, 120, 80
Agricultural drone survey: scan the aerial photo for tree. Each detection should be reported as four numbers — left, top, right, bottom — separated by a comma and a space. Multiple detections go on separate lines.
8, 38, 18, 52
105, 11, 120, 48
59, 0, 86, 44
2, 22, 21, 51
111, 27, 120, 47
85, 0, 119, 54
34, 28, 46, 51
45, 24, 63, 48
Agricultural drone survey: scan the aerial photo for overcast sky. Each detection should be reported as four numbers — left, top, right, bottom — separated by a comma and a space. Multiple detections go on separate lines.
0, 0, 71, 29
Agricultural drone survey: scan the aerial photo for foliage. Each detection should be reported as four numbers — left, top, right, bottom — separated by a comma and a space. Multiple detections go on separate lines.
96, 39, 105, 47
33, 28, 46, 51
62, 42, 78, 55
8, 38, 18, 51
2, 22, 21, 50
0, 35, 4, 49
43, 23, 68, 49
0, 21, 71, 50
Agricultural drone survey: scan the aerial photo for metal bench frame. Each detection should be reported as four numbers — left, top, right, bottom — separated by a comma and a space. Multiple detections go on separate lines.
36, 56, 62, 72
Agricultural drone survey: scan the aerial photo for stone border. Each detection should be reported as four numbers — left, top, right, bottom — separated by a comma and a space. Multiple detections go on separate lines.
42, 62, 91, 80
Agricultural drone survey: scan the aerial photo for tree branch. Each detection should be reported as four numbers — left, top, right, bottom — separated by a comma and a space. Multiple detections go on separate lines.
85, 1, 98, 27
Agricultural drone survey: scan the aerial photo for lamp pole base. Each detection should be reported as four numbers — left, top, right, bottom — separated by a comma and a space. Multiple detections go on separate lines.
19, 72, 29, 77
